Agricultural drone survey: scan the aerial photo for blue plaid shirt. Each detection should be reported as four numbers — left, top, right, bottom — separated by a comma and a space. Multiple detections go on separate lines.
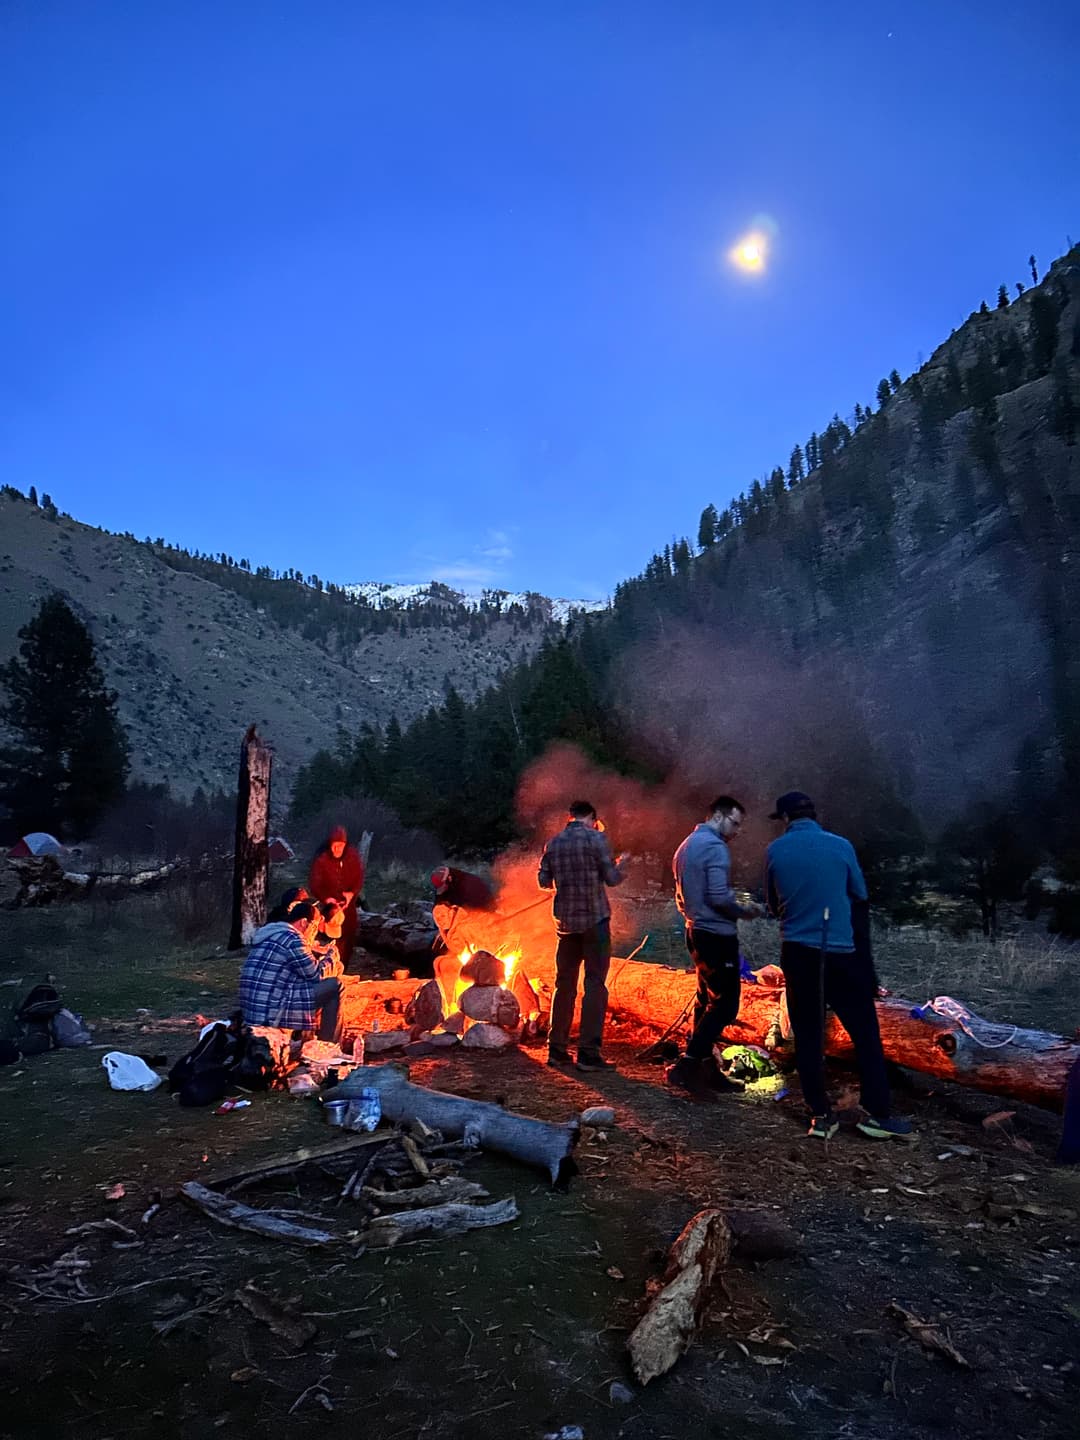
239, 923, 322, 1030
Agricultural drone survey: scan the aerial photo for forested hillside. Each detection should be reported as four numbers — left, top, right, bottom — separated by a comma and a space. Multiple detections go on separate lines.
293, 246, 1080, 917
0, 499, 567, 801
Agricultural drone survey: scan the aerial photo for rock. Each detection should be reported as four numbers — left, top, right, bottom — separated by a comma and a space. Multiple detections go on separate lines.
608, 1381, 635, 1404
581, 1106, 615, 1127
459, 984, 521, 1030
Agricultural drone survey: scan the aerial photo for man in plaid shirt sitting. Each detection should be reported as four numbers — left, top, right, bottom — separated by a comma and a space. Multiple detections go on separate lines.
539, 799, 629, 1072
239, 900, 344, 1042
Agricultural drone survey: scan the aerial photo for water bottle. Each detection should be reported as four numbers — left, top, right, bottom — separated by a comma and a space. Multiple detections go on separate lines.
349, 1087, 381, 1133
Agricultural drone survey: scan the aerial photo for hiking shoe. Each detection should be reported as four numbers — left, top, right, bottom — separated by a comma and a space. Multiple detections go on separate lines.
702, 1055, 746, 1094
665, 1056, 717, 1101
547, 1047, 573, 1068
806, 1113, 839, 1140
575, 1052, 616, 1072
857, 1115, 915, 1141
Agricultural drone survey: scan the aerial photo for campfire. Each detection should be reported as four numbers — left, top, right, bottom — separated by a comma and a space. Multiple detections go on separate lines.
403, 941, 543, 1050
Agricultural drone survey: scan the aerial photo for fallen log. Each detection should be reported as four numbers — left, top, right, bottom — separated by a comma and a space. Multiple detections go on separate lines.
335, 1064, 579, 1185
205, 1132, 391, 1194
602, 959, 1080, 1113
366, 1196, 519, 1247
361, 1177, 489, 1209
626, 1208, 731, 1385
180, 1181, 341, 1246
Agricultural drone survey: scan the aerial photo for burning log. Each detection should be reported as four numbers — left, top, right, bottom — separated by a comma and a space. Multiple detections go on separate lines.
335, 1064, 578, 1185
550, 958, 1079, 1114
626, 1208, 731, 1385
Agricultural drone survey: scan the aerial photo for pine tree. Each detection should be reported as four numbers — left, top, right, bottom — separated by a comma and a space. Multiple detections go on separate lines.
979, 300, 989, 315
1029, 255, 1038, 285
28, 486, 38, 506
0, 595, 129, 837
1015, 282, 1025, 298
787, 445, 805, 485
889, 369, 902, 392
697, 503, 719, 549
876, 378, 891, 407
997, 284, 1010, 309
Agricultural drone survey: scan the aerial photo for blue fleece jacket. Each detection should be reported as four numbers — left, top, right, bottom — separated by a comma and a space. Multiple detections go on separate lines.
765, 819, 867, 951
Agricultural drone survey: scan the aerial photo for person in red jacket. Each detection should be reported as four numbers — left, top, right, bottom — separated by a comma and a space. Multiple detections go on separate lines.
308, 826, 365, 966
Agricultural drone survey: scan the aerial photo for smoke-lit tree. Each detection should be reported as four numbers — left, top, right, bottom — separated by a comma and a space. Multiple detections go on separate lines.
697, 503, 718, 549
0, 594, 130, 838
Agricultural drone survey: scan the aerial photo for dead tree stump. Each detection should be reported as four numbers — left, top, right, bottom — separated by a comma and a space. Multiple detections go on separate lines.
229, 726, 273, 950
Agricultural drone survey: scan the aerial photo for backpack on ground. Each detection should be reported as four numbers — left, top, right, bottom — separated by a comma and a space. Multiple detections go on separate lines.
169, 1016, 243, 1107
168, 1012, 276, 1106
15, 983, 63, 1056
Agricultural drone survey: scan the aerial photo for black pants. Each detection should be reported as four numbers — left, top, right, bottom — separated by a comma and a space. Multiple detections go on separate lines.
313, 977, 343, 1044
550, 920, 611, 1056
779, 941, 890, 1118
685, 928, 741, 1060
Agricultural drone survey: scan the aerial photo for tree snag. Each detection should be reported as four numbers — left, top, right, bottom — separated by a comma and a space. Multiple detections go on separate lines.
229, 725, 272, 949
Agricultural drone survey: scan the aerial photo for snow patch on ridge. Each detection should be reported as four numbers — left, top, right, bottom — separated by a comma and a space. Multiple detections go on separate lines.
343, 581, 607, 625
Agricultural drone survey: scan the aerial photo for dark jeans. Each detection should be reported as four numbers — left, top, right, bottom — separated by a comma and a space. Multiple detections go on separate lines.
550, 920, 611, 1055
313, 977, 344, 1044
779, 941, 890, 1118
684, 928, 741, 1059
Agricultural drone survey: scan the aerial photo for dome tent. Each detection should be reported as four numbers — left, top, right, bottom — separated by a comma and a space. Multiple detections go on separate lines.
8, 832, 66, 859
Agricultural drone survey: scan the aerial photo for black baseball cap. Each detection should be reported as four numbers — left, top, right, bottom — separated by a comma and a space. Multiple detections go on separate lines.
769, 790, 815, 820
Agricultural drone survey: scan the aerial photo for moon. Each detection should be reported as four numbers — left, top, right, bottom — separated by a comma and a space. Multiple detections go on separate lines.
728, 230, 769, 274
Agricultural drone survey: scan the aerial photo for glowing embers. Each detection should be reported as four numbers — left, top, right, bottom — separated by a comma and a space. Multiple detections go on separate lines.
410, 946, 541, 1050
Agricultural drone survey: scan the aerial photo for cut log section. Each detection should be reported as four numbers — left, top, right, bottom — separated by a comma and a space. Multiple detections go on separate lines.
626, 1208, 731, 1385
335, 1064, 579, 1185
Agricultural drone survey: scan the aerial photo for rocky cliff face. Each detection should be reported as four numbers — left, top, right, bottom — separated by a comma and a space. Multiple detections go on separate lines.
0, 502, 564, 799
610, 249, 1080, 829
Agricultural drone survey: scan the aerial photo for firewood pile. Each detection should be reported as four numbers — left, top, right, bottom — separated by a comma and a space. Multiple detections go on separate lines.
180, 1122, 520, 1251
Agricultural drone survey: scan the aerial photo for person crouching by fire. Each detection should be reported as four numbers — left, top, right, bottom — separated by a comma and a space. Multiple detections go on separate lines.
431, 865, 496, 912
309, 826, 365, 966
668, 796, 766, 1101
240, 900, 344, 1044
538, 800, 629, 1072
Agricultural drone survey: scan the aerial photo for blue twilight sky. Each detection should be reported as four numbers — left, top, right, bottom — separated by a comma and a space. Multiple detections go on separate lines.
2, 2, 1078, 601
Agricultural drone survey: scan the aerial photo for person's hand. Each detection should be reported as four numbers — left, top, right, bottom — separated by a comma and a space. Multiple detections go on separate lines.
745, 901, 767, 920
342, 891, 355, 906
615, 852, 631, 867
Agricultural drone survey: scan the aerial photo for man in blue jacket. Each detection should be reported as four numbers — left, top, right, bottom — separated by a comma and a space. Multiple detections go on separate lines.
668, 796, 765, 1099
765, 791, 912, 1141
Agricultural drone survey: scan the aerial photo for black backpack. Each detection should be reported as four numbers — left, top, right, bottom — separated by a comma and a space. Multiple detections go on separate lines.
168, 1017, 243, 1107
168, 1013, 275, 1107
15, 984, 63, 1056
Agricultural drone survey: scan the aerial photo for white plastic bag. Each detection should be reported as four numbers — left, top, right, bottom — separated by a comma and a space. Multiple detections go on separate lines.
102, 1051, 163, 1091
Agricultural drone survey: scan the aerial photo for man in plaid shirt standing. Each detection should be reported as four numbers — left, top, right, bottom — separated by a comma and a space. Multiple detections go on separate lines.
239, 900, 344, 1042
539, 800, 629, 1071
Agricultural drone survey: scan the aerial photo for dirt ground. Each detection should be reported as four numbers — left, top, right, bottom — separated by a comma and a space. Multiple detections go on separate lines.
1, 905, 1079, 1439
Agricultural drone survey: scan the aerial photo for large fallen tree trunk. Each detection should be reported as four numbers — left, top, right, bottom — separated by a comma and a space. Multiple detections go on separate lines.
334, 1064, 578, 1185
594, 960, 1080, 1113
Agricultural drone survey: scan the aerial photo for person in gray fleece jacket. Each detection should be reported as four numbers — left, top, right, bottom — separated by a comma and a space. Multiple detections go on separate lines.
668, 795, 765, 1099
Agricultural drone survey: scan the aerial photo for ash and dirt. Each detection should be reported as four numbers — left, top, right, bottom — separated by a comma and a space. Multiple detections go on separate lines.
1, 1014, 1078, 1440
